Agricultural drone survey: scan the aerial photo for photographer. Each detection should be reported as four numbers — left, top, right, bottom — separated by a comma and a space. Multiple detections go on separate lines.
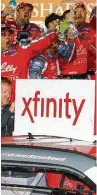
1, 77, 15, 137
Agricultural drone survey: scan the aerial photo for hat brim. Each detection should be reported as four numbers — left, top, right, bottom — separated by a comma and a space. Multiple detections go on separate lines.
17, 3, 33, 10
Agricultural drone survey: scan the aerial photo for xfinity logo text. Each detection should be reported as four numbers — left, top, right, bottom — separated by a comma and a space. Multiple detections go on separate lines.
21, 91, 85, 125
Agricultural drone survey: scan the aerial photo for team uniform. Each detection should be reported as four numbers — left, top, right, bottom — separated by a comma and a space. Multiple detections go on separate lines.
42, 53, 60, 79
1, 1, 42, 40
58, 22, 96, 80
1, 31, 58, 101
6, 20, 42, 39
1, 15, 42, 43
58, 36, 89, 79
77, 23, 96, 80
29, 51, 61, 79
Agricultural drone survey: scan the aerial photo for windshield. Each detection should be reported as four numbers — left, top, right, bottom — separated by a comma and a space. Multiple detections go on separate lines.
1, 164, 96, 195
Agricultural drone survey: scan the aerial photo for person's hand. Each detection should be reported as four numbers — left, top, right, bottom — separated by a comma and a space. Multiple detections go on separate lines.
9, 102, 15, 113
2, 5, 14, 17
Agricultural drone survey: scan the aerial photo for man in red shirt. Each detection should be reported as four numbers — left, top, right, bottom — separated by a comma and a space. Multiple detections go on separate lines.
73, 2, 96, 80
29, 13, 62, 79
1, 25, 58, 101
29, 13, 75, 79
2, 2, 42, 40
59, 2, 96, 79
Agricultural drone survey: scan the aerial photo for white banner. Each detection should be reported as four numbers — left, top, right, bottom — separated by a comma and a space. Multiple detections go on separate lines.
14, 80, 95, 141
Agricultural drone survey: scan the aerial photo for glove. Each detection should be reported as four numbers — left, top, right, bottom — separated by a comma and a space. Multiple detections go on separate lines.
58, 42, 75, 61
29, 55, 48, 79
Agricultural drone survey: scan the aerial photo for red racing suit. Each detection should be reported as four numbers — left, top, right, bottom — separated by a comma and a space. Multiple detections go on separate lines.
1, 31, 58, 101
1, 15, 42, 41
6, 20, 42, 40
59, 22, 96, 79
41, 52, 61, 79
77, 23, 96, 80
59, 36, 89, 76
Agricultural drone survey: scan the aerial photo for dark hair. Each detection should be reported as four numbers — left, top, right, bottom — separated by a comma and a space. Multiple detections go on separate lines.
61, 10, 71, 20
1, 77, 11, 85
45, 13, 61, 28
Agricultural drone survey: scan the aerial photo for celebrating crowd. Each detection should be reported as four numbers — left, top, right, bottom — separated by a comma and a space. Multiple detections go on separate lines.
1, 1, 96, 136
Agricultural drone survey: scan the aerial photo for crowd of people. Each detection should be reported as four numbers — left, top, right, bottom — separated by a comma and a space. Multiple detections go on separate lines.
1, 1, 96, 136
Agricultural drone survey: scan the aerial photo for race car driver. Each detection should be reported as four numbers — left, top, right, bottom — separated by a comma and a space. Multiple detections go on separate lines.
2, 2, 42, 40
1, 25, 58, 101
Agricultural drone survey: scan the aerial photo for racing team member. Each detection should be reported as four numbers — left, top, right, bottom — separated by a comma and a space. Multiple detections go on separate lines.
59, 2, 96, 79
2, 2, 42, 40
29, 40, 61, 79
74, 2, 96, 80
29, 13, 62, 79
45, 13, 61, 30
88, 6, 96, 80
29, 13, 75, 79
1, 25, 58, 101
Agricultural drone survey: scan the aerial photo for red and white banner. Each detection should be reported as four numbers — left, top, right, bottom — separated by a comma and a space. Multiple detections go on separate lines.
14, 79, 95, 141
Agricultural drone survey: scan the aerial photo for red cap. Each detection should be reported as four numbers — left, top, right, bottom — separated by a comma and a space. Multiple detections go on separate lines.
1, 23, 14, 34
17, 2, 33, 10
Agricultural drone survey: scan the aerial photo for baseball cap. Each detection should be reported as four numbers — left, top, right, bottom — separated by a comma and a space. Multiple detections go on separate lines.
1, 24, 14, 34
17, 2, 33, 10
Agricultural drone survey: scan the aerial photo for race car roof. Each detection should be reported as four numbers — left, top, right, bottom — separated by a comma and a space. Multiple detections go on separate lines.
1, 144, 95, 173
1, 136, 97, 186
1, 135, 96, 157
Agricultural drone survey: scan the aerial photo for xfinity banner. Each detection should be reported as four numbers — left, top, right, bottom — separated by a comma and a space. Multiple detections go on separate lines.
14, 80, 95, 141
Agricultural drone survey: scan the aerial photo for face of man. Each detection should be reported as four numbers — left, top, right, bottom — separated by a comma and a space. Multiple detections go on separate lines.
1, 31, 12, 49
1, 83, 12, 107
75, 7, 86, 25
17, 6, 32, 23
48, 19, 60, 30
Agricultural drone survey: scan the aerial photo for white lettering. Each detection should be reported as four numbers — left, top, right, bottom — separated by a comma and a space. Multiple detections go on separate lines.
56, 5, 63, 15
32, 3, 39, 17
65, 3, 73, 10
40, 3, 53, 17
76, 45, 87, 56
2, 152, 66, 162
1, 62, 17, 74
